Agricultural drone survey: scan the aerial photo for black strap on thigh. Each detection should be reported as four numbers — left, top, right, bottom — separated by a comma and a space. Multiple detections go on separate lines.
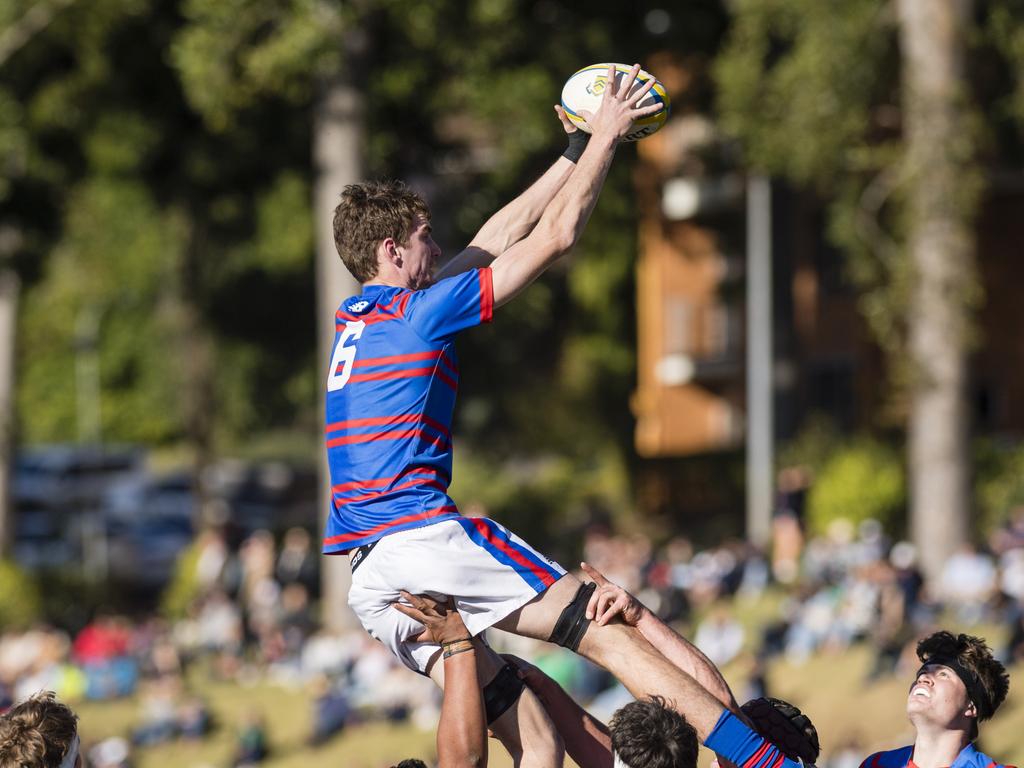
484, 662, 525, 724
547, 581, 596, 651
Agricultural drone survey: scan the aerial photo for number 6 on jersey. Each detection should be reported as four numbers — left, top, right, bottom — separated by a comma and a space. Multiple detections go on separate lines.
327, 320, 365, 392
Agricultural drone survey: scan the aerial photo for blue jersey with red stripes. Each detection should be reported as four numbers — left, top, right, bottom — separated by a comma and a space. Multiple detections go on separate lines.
860, 744, 1015, 768
705, 710, 804, 768
322, 268, 494, 554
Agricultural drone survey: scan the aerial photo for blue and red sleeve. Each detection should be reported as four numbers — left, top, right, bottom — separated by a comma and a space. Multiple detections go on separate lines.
402, 268, 494, 342
705, 711, 802, 768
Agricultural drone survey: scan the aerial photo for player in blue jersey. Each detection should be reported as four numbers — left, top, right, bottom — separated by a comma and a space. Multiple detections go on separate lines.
860, 632, 1013, 768
326, 63, 762, 766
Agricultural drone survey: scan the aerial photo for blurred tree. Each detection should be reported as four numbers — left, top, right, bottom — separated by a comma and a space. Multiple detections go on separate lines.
1, 0, 320, 525
712, 0, 1024, 579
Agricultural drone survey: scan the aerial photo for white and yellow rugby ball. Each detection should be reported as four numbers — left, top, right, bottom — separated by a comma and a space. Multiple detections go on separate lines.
560, 63, 670, 142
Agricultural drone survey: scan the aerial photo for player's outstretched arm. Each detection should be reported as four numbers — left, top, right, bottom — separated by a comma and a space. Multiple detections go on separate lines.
489, 63, 661, 308
393, 592, 487, 768
580, 562, 742, 716
504, 654, 613, 768
435, 107, 584, 281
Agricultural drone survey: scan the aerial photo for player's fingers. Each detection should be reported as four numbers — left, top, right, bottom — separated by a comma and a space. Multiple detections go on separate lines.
392, 602, 424, 622
604, 63, 617, 98
595, 590, 615, 625
633, 101, 663, 118
554, 104, 576, 133
398, 589, 422, 608
580, 562, 610, 586
586, 584, 601, 620
619, 63, 641, 99
599, 593, 620, 625
628, 76, 656, 106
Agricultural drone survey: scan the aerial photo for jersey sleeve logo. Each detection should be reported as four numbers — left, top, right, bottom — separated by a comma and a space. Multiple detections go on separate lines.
347, 299, 373, 313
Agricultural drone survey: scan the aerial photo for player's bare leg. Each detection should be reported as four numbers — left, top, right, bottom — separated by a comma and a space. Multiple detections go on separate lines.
428, 641, 565, 768
497, 573, 724, 735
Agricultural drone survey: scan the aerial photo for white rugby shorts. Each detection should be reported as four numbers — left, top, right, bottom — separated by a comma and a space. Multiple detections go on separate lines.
347, 516, 566, 673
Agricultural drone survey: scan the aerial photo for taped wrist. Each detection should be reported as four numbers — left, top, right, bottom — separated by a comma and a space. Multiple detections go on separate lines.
548, 581, 596, 651
562, 130, 591, 163
483, 663, 525, 724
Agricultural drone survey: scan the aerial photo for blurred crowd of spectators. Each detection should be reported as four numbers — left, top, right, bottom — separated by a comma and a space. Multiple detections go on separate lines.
0, 525, 436, 766
2, 493, 1023, 765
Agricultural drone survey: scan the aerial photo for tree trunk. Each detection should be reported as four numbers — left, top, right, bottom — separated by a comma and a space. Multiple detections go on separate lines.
314, 72, 364, 630
898, 0, 976, 582
0, 270, 19, 557
179, 219, 217, 531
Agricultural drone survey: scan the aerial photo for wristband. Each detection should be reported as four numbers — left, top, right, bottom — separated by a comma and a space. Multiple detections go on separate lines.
562, 130, 590, 163
443, 640, 475, 659
440, 636, 472, 647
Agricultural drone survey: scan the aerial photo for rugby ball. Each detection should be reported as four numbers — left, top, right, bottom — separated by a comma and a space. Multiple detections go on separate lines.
560, 63, 670, 142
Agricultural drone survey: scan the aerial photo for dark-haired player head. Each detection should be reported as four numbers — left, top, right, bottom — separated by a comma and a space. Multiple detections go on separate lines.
860, 631, 1012, 768
611, 696, 699, 768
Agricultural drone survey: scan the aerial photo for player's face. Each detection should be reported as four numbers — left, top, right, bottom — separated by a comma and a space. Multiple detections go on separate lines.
399, 216, 441, 290
906, 663, 975, 728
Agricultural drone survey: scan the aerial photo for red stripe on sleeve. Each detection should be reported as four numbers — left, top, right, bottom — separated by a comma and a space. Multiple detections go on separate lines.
743, 741, 771, 768
479, 267, 494, 323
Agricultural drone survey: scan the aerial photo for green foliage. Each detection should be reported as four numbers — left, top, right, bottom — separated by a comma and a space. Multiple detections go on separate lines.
17, 177, 183, 444
975, 440, 1024, 535
806, 437, 906, 534
714, 0, 1017, 394
0, 560, 42, 628
777, 414, 843, 475
713, 0, 890, 187
171, 0, 342, 131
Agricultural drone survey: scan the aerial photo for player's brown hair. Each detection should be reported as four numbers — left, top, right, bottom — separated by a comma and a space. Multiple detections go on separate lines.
333, 180, 431, 283
0, 691, 79, 768
610, 696, 698, 768
917, 631, 1009, 724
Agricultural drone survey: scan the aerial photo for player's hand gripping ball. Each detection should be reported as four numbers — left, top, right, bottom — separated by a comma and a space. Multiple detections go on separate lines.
560, 63, 670, 142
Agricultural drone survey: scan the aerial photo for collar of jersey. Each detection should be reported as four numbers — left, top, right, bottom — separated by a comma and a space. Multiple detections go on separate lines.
361, 283, 405, 295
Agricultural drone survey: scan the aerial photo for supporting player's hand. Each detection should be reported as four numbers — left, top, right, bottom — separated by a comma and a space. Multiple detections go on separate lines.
580, 561, 647, 626
392, 591, 471, 645
578, 63, 660, 144
554, 104, 578, 134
